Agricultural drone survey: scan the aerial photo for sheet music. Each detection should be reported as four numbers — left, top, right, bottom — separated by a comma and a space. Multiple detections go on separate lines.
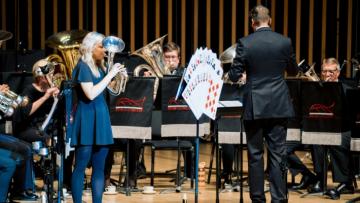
218, 100, 243, 108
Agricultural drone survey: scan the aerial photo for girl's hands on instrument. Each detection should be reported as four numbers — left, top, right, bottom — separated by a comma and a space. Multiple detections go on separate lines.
119, 66, 128, 77
108, 63, 124, 78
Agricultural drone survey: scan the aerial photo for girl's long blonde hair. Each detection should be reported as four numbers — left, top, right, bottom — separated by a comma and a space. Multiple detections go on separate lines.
79, 32, 106, 77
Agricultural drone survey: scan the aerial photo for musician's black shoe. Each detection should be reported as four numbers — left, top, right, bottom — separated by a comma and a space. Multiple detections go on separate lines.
290, 173, 316, 190
307, 181, 323, 193
11, 191, 38, 201
325, 182, 354, 200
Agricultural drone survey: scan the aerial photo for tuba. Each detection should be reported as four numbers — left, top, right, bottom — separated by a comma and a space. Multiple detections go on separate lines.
103, 36, 128, 96
132, 35, 168, 99
46, 30, 89, 79
220, 44, 246, 86
298, 59, 320, 81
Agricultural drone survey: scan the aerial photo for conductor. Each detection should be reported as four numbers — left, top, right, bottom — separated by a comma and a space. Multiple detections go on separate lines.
228, 5, 299, 203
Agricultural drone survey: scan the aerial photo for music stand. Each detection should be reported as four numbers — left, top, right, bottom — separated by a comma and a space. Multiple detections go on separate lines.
345, 88, 360, 203
109, 77, 155, 196
300, 82, 348, 198
159, 76, 210, 194
215, 100, 244, 203
285, 79, 303, 194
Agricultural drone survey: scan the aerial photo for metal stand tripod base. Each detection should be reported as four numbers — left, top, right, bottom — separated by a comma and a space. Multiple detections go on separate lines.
118, 187, 141, 194
300, 191, 324, 198
160, 187, 196, 194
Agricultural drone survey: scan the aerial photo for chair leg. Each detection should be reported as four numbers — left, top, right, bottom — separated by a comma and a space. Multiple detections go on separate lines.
151, 147, 155, 186
118, 152, 126, 185
207, 141, 216, 184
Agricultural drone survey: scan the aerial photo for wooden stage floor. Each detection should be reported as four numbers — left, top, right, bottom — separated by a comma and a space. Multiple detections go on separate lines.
39, 142, 360, 203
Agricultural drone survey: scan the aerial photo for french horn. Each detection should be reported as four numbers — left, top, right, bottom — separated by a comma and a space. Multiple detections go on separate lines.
103, 36, 128, 96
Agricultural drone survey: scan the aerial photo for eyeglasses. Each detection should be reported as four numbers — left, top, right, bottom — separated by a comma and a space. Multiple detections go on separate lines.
164, 55, 179, 60
321, 69, 339, 74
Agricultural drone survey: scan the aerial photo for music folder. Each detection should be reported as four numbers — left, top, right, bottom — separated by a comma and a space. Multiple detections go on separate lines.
217, 100, 243, 116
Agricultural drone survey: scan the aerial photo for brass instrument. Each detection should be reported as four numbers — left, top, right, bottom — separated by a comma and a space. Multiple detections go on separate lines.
46, 30, 89, 79
33, 58, 67, 88
220, 44, 246, 85
133, 35, 168, 77
298, 59, 320, 81
0, 90, 28, 117
0, 30, 13, 47
102, 36, 128, 96
132, 35, 168, 99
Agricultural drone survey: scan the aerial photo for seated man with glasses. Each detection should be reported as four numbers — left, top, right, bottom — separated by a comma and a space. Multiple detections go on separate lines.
321, 58, 341, 82
287, 58, 354, 199
162, 42, 184, 76
303, 58, 354, 199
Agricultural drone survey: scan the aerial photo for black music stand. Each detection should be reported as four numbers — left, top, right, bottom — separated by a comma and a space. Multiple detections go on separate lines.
216, 101, 244, 203
157, 76, 208, 194
345, 88, 360, 203
285, 79, 304, 194
109, 77, 155, 196
300, 82, 348, 198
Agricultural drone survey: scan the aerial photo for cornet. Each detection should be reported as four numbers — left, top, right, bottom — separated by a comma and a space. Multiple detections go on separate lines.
103, 36, 128, 96
0, 90, 28, 117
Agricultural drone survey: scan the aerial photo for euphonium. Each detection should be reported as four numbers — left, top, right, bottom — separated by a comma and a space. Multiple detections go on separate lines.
220, 44, 246, 86
103, 36, 128, 96
132, 35, 168, 100
298, 59, 320, 81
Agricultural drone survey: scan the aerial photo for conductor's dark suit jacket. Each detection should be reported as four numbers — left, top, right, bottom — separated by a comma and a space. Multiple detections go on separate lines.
228, 27, 299, 120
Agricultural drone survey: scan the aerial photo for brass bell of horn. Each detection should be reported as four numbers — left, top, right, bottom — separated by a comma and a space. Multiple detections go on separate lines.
103, 36, 128, 96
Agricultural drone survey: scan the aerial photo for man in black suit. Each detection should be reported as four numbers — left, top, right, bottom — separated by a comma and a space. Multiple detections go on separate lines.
228, 5, 298, 203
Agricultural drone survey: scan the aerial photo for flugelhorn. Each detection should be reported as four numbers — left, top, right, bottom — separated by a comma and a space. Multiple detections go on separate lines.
103, 36, 128, 96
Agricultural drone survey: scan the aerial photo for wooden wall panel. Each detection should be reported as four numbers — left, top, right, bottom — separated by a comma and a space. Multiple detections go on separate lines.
0, 0, 357, 72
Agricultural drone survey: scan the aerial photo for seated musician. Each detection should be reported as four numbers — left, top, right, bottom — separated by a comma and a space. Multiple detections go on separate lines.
10, 59, 59, 196
12, 59, 60, 143
287, 58, 354, 199
0, 84, 37, 201
317, 58, 354, 199
144, 42, 184, 77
